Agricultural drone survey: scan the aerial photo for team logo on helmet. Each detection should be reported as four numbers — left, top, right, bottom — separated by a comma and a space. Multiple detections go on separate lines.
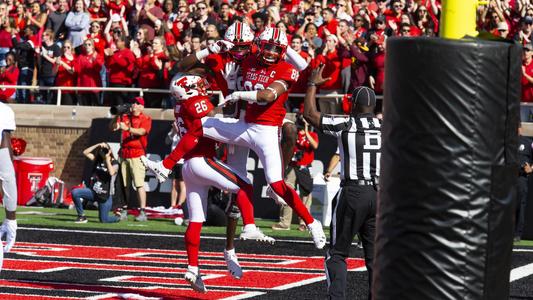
170, 74, 210, 101
257, 27, 288, 65
224, 22, 254, 61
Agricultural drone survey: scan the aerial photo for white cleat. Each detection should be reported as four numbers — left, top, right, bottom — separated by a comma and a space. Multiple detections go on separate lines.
239, 227, 275, 244
184, 270, 207, 293
224, 249, 243, 279
307, 219, 326, 249
140, 156, 171, 183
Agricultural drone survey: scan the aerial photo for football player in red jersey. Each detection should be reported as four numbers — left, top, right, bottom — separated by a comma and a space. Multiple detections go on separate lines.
199, 28, 327, 249
142, 73, 274, 293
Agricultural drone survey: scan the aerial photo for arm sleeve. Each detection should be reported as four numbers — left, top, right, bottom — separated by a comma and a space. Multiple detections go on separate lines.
320, 114, 351, 137
162, 132, 199, 169
285, 46, 309, 71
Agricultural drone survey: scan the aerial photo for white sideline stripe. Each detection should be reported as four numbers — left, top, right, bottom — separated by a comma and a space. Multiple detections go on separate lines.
510, 263, 533, 282
220, 291, 266, 300
85, 293, 119, 300
36, 267, 72, 273
272, 275, 326, 290
99, 275, 134, 282
513, 249, 533, 252
18, 226, 330, 245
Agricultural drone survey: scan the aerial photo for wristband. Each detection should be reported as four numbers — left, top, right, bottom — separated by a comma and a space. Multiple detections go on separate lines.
307, 82, 317, 87
195, 48, 210, 60
234, 91, 258, 103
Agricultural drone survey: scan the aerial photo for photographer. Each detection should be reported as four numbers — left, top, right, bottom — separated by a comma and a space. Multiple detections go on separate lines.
71, 143, 120, 223
272, 114, 319, 231
109, 97, 152, 221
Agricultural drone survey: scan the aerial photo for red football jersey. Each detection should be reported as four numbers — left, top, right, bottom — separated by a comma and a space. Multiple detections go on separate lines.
205, 48, 258, 96
174, 96, 217, 160
241, 56, 299, 126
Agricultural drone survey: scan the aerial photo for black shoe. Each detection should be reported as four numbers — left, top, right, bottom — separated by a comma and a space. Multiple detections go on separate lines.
75, 216, 88, 223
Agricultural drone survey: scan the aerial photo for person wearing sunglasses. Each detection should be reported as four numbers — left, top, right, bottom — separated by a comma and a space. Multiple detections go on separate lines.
54, 40, 77, 105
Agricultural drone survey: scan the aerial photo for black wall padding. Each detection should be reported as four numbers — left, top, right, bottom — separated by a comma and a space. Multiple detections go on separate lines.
373, 37, 521, 300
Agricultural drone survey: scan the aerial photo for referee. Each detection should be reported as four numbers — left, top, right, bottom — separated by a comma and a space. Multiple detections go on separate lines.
303, 64, 381, 300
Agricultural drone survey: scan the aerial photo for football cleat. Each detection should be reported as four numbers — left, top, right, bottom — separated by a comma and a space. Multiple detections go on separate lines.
184, 270, 207, 293
140, 156, 171, 183
224, 249, 243, 279
239, 227, 275, 244
307, 219, 326, 249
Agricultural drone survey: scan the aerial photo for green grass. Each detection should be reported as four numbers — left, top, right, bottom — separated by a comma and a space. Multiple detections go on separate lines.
1, 207, 322, 239
3, 207, 532, 247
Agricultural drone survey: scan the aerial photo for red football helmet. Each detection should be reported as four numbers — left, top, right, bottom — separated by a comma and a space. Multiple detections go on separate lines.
257, 27, 288, 65
170, 73, 210, 101
224, 21, 254, 62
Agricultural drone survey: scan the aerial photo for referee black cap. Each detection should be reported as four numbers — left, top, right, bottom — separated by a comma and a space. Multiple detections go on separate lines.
351, 86, 376, 107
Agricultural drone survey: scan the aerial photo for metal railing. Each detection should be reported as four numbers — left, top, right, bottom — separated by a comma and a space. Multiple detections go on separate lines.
0, 85, 383, 107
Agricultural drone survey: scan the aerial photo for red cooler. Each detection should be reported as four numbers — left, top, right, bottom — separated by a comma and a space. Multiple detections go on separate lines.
14, 157, 54, 205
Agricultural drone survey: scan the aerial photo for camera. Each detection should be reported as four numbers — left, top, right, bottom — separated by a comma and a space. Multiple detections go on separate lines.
96, 146, 109, 159
110, 103, 132, 115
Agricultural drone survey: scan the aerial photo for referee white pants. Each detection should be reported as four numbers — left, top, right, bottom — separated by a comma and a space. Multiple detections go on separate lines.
201, 117, 283, 183
183, 157, 250, 223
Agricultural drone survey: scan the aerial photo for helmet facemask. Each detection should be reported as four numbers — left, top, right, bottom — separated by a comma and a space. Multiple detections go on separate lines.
259, 42, 285, 65
229, 42, 251, 62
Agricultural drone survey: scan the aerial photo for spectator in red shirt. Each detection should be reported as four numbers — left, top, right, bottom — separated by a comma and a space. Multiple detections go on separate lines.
272, 116, 318, 231
105, 0, 127, 17
55, 40, 77, 105
522, 43, 533, 102
318, 8, 338, 38
0, 17, 17, 66
0, 52, 19, 102
87, 21, 105, 55
109, 97, 152, 222
75, 38, 104, 105
314, 34, 346, 93
88, 0, 108, 25
105, 33, 135, 106
14, 3, 26, 33
385, 0, 404, 27
288, 35, 311, 111
135, 36, 168, 108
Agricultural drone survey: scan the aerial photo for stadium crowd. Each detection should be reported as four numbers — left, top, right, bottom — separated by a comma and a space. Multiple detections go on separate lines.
0, 0, 531, 107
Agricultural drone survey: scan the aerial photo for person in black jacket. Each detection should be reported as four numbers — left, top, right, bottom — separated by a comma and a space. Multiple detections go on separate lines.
517, 125, 533, 241
71, 143, 121, 224
13, 25, 37, 104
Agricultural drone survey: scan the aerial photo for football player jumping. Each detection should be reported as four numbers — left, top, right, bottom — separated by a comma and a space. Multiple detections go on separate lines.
201, 28, 327, 249
143, 73, 273, 293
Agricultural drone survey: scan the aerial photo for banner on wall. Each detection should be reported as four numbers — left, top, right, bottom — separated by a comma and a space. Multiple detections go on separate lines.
85, 118, 338, 219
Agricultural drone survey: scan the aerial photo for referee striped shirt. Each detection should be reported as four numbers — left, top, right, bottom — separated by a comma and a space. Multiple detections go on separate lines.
320, 113, 382, 181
